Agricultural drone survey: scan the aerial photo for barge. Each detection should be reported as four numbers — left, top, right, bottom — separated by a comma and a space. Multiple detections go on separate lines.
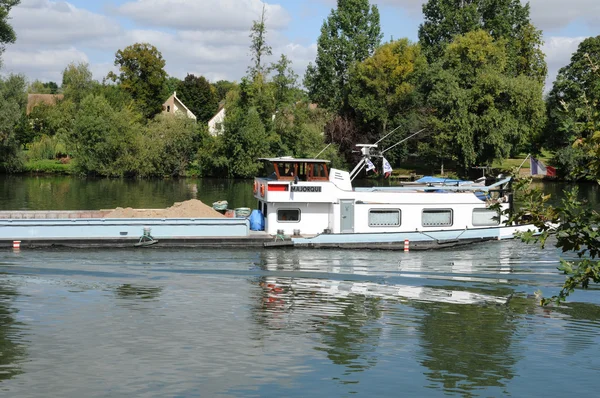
1, 144, 536, 250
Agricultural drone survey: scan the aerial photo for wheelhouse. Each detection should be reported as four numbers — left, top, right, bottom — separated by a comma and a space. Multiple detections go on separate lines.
259, 157, 330, 182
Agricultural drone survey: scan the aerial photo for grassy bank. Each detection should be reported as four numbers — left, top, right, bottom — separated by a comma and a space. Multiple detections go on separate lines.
23, 159, 74, 175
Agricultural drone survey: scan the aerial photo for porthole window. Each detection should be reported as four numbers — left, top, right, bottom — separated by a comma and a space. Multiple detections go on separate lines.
369, 209, 401, 227
422, 209, 453, 227
472, 208, 500, 226
277, 209, 300, 222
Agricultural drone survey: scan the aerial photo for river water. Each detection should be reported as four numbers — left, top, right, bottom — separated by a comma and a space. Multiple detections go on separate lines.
1, 176, 599, 397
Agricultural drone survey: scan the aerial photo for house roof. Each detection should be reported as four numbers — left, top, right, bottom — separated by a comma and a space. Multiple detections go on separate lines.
163, 91, 196, 119
26, 94, 64, 115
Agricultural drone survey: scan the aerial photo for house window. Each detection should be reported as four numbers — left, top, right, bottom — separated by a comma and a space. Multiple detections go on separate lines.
369, 209, 401, 227
277, 209, 300, 222
472, 208, 500, 226
167, 105, 170, 112
422, 209, 453, 227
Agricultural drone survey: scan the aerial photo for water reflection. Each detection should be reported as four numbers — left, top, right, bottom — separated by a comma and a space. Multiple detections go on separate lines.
253, 249, 528, 392
414, 301, 519, 396
0, 280, 26, 381
0, 175, 256, 210
115, 284, 162, 300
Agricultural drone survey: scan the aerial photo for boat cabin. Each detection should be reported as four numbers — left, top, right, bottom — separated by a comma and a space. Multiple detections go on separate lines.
259, 157, 330, 182
253, 156, 512, 242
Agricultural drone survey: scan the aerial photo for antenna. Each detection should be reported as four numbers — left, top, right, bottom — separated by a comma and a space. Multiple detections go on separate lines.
313, 143, 331, 159
381, 129, 426, 154
374, 125, 402, 146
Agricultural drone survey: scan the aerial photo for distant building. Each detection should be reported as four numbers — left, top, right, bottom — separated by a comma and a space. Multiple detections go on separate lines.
26, 94, 64, 115
162, 92, 197, 121
208, 105, 225, 136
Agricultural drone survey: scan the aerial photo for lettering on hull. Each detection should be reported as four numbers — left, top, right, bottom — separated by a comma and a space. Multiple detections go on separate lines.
291, 186, 322, 193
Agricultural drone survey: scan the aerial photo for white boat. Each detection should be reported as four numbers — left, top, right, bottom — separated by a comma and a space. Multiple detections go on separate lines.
253, 144, 535, 249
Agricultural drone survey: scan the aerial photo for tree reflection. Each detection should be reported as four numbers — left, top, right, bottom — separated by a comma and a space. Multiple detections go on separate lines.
414, 299, 519, 396
252, 274, 383, 377
115, 284, 162, 300
0, 282, 26, 381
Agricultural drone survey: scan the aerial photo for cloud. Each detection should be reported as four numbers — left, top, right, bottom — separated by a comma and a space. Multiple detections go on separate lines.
2, 47, 89, 82
542, 36, 586, 88
116, 0, 291, 31
10, 0, 122, 46
371, 0, 600, 31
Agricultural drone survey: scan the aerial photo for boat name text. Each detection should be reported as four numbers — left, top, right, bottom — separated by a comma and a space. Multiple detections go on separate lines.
291, 186, 322, 193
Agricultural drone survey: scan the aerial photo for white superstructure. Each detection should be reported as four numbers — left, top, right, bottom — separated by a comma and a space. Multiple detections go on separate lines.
253, 150, 528, 249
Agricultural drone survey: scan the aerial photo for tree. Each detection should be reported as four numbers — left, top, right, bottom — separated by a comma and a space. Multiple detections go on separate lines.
62, 62, 96, 105
418, 0, 546, 82
0, 73, 26, 171
508, 40, 600, 305
269, 54, 299, 108
420, 30, 546, 173
107, 43, 167, 119
213, 80, 236, 103
176, 74, 218, 124
70, 94, 142, 176
0, 0, 19, 63
544, 36, 600, 177
161, 76, 181, 100
247, 4, 272, 79
347, 39, 426, 159
141, 114, 199, 177
304, 0, 382, 112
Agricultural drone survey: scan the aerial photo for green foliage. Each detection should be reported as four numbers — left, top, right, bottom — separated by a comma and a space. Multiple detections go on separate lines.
27, 99, 76, 140
418, 0, 546, 82
70, 94, 143, 177
247, 4, 272, 78
0, 0, 19, 60
304, 0, 382, 112
274, 102, 340, 161
213, 80, 236, 103
107, 43, 167, 119
508, 181, 600, 305
0, 73, 26, 171
176, 74, 218, 123
140, 114, 199, 177
62, 62, 96, 105
28, 80, 59, 94
222, 103, 274, 178
545, 36, 600, 152
347, 39, 426, 162
162, 76, 181, 100
26, 135, 68, 160
269, 54, 299, 108
419, 30, 546, 174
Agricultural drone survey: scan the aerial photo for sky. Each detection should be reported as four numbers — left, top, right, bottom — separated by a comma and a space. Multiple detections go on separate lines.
2, 0, 599, 91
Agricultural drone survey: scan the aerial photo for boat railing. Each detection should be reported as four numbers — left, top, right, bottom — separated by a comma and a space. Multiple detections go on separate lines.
354, 177, 512, 193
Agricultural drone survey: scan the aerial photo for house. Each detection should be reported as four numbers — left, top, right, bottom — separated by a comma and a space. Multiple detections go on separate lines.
162, 92, 197, 121
26, 94, 64, 115
208, 104, 225, 136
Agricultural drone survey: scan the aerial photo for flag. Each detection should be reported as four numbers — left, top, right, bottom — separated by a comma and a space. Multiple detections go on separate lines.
382, 157, 393, 178
365, 158, 377, 173
530, 157, 556, 176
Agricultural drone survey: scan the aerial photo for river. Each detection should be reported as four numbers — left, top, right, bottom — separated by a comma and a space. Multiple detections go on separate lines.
0, 175, 599, 397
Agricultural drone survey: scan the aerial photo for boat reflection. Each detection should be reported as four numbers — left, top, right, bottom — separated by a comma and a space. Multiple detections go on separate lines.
256, 249, 510, 306
253, 247, 532, 394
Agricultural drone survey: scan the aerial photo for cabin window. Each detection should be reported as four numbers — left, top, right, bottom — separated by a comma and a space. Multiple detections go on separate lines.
369, 209, 401, 227
422, 209, 453, 227
472, 208, 500, 226
277, 209, 300, 222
